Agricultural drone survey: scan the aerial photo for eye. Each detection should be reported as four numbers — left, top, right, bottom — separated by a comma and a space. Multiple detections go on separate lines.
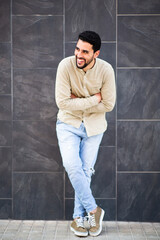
83, 50, 89, 54
75, 47, 80, 51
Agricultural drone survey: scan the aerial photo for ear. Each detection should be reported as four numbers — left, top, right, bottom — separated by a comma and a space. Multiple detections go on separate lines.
94, 50, 100, 58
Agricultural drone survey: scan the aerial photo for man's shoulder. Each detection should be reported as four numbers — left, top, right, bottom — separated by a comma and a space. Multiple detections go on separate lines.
96, 58, 113, 69
58, 56, 75, 68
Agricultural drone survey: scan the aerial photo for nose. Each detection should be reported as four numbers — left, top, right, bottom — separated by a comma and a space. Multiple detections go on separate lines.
77, 51, 83, 58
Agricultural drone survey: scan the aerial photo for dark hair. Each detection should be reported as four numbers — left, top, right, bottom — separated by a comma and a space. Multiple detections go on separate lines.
78, 31, 101, 52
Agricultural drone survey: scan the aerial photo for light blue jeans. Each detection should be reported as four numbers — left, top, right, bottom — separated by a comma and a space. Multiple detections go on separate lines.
56, 120, 103, 219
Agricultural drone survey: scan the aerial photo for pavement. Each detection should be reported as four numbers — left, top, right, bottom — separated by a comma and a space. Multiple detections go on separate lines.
0, 220, 160, 240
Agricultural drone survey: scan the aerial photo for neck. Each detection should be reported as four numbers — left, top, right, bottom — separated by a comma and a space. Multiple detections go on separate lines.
83, 59, 96, 72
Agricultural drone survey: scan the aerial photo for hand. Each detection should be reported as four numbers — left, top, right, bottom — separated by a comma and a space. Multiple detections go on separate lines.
95, 92, 102, 103
71, 93, 77, 99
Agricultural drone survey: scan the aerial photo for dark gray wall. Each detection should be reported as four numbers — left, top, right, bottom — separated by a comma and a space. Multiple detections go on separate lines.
0, 0, 160, 221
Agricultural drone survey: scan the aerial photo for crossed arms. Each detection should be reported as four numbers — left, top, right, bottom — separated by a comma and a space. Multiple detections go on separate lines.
55, 62, 116, 114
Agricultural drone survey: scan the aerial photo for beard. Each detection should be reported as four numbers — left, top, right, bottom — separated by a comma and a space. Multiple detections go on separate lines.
76, 55, 94, 69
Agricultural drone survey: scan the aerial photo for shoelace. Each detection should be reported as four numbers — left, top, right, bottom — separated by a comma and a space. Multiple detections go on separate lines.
75, 217, 85, 228
87, 213, 96, 227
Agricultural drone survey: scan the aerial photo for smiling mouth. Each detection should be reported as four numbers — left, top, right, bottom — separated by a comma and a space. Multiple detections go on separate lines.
77, 58, 85, 65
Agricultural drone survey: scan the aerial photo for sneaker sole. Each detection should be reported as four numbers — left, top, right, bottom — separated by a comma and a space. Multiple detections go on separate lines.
89, 209, 105, 237
70, 226, 88, 237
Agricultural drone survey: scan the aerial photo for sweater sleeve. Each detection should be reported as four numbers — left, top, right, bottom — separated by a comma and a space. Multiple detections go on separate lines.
55, 60, 99, 111
85, 65, 116, 113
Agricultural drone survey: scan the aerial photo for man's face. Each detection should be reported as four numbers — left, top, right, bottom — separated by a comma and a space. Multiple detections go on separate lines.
74, 39, 100, 72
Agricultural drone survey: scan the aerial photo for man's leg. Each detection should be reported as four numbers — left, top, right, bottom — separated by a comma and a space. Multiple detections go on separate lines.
80, 130, 105, 237
74, 192, 85, 219
73, 131, 103, 218
56, 121, 97, 216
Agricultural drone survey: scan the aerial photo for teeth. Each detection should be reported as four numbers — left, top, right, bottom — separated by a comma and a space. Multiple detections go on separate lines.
77, 59, 84, 63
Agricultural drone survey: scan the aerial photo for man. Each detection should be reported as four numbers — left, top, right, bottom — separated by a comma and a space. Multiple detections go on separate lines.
55, 31, 116, 237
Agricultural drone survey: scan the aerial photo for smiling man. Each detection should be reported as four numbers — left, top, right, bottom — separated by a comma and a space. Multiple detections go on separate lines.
55, 31, 116, 237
